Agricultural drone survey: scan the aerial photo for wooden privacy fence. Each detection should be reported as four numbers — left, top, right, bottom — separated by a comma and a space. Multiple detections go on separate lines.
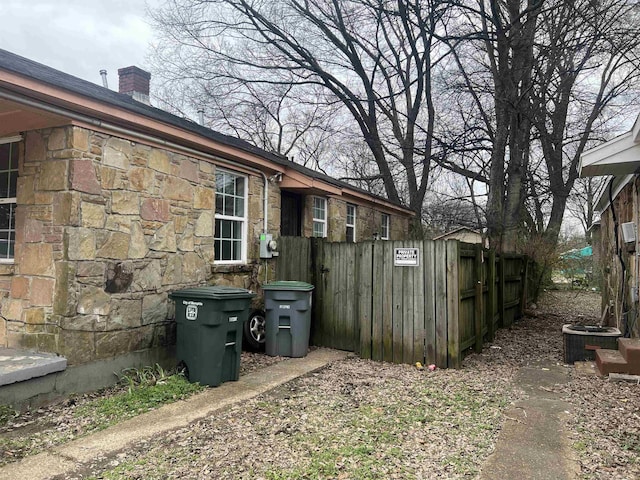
276, 237, 528, 368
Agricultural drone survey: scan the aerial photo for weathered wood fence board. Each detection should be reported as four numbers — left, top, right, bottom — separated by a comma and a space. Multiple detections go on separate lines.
276, 237, 313, 284
276, 238, 527, 368
423, 241, 436, 365
358, 242, 374, 359
434, 240, 449, 367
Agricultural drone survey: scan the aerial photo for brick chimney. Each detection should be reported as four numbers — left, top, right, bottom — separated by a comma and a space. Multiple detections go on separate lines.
118, 66, 151, 105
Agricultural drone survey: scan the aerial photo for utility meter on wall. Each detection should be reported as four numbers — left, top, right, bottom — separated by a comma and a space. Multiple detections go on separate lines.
259, 233, 279, 258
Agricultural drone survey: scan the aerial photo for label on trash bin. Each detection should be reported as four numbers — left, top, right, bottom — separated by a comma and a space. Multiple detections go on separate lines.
183, 300, 203, 321
229, 316, 238, 322
279, 304, 291, 309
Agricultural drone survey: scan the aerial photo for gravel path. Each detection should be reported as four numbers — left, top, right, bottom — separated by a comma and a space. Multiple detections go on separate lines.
2, 288, 639, 479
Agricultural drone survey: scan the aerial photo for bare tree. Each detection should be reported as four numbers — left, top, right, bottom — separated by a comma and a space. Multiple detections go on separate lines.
531, 0, 640, 246
567, 177, 606, 243
149, 44, 341, 170
149, 0, 453, 235
442, 0, 640, 253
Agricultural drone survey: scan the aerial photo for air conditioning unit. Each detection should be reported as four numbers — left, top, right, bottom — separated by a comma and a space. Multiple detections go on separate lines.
621, 222, 636, 244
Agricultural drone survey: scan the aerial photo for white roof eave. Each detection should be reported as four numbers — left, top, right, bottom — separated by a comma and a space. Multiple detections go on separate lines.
594, 174, 635, 213
580, 132, 640, 177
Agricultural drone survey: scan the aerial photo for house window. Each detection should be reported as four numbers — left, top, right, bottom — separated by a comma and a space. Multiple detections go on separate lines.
312, 197, 327, 238
346, 204, 356, 243
381, 213, 390, 240
214, 169, 247, 263
0, 138, 18, 262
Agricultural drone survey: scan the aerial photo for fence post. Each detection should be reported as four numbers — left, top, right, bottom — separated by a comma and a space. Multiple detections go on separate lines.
487, 250, 496, 342
474, 243, 484, 353
447, 240, 460, 368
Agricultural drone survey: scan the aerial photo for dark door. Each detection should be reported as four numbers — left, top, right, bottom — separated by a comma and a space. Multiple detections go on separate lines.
281, 191, 302, 236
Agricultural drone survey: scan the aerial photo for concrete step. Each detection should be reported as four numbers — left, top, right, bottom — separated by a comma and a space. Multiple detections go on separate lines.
618, 338, 640, 364
0, 348, 67, 386
596, 349, 631, 376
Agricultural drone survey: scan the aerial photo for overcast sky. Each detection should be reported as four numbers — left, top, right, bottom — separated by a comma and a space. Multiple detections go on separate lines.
1, 0, 159, 89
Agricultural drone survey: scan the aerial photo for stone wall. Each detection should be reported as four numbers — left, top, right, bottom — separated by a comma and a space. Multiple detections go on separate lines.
327, 197, 345, 242
389, 212, 409, 240
0, 126, 276, 364
0, 124, 410, 365
302, 194, 410, 241
598, 179, 637, 335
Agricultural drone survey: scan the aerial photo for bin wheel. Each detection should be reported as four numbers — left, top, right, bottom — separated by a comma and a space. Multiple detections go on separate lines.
243, 310, 266, 351
177, 361, 189, 380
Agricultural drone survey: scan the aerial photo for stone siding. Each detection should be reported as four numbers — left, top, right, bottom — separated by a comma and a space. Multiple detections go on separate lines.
598, 179, 638, 336
302, 195, 409, 241
0, 126, 276, 364
0, 124, 409, 365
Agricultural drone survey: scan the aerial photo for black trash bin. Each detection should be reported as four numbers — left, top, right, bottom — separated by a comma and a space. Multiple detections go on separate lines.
169, 286, 255, 386
263, 281, 314, 357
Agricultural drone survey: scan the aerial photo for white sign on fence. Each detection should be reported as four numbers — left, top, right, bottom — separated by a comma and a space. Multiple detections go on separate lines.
394, 247, 420, 267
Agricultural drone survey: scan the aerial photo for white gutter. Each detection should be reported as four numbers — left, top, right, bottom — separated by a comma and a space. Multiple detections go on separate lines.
593, 174, 634, 214
0, 89, 271, 232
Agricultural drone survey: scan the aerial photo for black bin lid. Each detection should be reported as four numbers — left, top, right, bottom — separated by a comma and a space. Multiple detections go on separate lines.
262, 281, 314, 291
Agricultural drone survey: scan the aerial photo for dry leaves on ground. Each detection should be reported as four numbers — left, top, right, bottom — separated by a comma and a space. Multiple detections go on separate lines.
2, 288, 639, 480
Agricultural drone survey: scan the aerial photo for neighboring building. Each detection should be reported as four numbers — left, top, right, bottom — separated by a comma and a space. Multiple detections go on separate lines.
579, 113, 640, 337
433, 227, 487, 247
0, 49, 413, 367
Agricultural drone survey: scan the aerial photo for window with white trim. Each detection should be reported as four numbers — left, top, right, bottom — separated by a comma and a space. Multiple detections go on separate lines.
346, 204, 356, 243
381, 213, 390, 240
214, 169, 247, 263
0, 138, 18, 262
312, 197, 327, 238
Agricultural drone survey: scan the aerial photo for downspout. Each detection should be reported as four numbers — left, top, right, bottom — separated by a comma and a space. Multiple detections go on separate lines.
0, 89, 272, 259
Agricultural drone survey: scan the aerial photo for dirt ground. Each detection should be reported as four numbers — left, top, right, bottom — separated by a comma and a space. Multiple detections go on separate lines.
2, 288, 639, 479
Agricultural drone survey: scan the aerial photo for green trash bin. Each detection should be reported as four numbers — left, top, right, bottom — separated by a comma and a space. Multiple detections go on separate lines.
263, 281, 314, 357
169, 286, 255, 386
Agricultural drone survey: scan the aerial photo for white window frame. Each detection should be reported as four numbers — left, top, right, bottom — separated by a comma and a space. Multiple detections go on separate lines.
346, 204, 356, 243
312, 196, 327, 238
0, 136, 20, 264
381, 213, 390, 240
214, 169, 248, 264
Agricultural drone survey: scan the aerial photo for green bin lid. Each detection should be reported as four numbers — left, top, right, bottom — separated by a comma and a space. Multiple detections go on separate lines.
262, 281, 314, 291
169, 286, 256, 300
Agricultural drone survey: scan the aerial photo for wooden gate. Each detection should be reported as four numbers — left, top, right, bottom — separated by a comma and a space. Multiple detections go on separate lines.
276, 237, 527, 368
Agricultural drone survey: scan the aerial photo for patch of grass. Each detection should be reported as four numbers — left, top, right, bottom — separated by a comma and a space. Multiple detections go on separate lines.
75, 372, 204, 433
87, 456, 158, 480
0, 436, 33, 461
0, 404, 17, 426
87, 450, 200, 480
265, 440, 412, 480
573, 440, 588, 451
263, 379, 510, 480
0, 365, 205, 468
444, 453, 479, 475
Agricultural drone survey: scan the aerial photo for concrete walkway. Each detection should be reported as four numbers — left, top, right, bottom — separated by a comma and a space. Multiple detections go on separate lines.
0, 348, 349, 480
480, 361, 580, 480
